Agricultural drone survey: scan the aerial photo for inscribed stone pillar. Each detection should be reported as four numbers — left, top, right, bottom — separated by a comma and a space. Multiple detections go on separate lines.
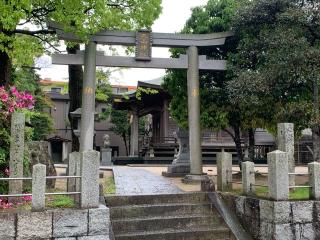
130, 107, 139, 156
217, 152, 232, 191
242, 161, 255, 195
308, 162, 320, 200
79, 41, 97, 152
267, 150, 289, 200
32, 164, 46, 211
9, 112, 25, 196
80, 150, 100, 208
188, 46, 202, 175
277, 123, 295, 187
67, 152, 81, 204
181, 46, 205, 184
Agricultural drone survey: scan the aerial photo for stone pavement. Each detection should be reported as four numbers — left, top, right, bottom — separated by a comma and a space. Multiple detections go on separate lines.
112, 166, 183, 195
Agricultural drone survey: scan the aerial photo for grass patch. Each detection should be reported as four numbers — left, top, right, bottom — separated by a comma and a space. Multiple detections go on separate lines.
46, 195, 75, 208
231, 186, 310, 200
289, 187, 310, 200
104, 176, 116, 195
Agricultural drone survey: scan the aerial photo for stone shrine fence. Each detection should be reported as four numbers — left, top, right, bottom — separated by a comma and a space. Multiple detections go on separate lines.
0, 149, 100, 210
217, 150, 320, 201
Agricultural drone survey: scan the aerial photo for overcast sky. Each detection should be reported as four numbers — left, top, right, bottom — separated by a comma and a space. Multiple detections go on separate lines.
37, 0, 208, 86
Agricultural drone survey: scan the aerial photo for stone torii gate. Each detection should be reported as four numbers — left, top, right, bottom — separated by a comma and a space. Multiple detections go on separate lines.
49, 22, 232, 183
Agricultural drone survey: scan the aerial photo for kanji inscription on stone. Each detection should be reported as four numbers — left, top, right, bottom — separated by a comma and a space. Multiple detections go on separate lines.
9, 112, 25, 197
135, 30, 152, 61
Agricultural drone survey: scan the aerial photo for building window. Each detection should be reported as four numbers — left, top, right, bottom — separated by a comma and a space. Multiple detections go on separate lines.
51, 87, 62, 93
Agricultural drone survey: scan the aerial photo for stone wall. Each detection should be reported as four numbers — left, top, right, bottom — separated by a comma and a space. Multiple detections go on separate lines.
0, 205, 110, 240
222, 194, 320, 240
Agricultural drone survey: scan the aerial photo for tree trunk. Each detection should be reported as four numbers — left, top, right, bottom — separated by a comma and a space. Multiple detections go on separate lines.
233, 125, 243, 168
312, 78, 320, 162
67, 44, 83, 152
0, 50, 12, 87
248, 128, 255, 161
123, 133, 129, 156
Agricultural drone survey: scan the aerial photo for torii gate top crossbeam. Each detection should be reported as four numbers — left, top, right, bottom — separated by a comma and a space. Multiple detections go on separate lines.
48, 22, 233, 47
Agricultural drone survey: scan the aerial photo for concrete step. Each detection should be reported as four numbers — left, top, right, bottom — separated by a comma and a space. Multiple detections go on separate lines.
105, 192, 208, 207
115, 227, 235, 240
112, 215, 226, 234
110, 203, 216, 220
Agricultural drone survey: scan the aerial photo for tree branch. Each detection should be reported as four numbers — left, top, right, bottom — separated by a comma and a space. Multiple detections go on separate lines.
223, 128, 235, 140
10, 29, 55, 36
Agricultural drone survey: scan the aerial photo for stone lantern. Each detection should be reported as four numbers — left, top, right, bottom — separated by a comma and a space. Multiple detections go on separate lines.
70, 108, 99, 137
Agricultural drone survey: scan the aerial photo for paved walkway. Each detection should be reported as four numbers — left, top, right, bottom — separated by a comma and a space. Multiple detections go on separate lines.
112, 166, 183, 195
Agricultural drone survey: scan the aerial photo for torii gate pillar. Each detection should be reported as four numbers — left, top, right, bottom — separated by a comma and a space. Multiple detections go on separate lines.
79, 41, 97, 152
182, 46, 208, 183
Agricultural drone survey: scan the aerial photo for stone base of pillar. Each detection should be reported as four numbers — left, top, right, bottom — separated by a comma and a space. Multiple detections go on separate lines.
162, 163, 190, 177
182, 174, 209, 185
101, 148, 112, 166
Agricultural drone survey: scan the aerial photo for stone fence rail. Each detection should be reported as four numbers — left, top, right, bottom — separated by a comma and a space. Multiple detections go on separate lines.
217, 150, 320, 201
0, 150, 101, 210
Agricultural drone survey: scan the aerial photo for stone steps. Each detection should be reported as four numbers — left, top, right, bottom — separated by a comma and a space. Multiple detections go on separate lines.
112, 215, 226, 234
105, 192, 208, 206
106, 193, 235, 240
110, 203, 216, 219
115, 227, 235, 240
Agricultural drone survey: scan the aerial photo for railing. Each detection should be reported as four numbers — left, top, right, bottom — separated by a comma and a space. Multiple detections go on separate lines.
0, 176, 81, 197
217, 151, 320, 201
0, 150, 101, 211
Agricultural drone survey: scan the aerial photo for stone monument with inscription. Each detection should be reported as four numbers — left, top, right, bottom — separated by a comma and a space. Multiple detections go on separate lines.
101, 134, 112, 166
162, 128, 190, 177
277, 123, 295, 187
9, 112, 25, 199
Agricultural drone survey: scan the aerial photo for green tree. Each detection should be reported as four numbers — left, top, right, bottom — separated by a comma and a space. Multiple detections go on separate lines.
12, 67, 54, 141
96, 69, 113, 103
110, 109, 147, 156
0, 0, 162, 86
229, 0, 320, 161
110, 109, 130, 155
163, 0, 247, 163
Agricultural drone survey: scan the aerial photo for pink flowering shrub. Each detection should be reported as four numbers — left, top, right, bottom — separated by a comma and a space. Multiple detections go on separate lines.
0, 194, 32, 209
0, 86, 35, 207
0, 86, 35, 116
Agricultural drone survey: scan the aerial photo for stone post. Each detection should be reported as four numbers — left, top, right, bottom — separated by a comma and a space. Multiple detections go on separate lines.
217, 152, 232, 191
62, 142, 69, 163
188, 46, 202, 175
182, 46, 208, 184
79, 41, 97, 152
101, 148, 112, 166
9, 112, 25, 197
32, 164, 46, 211
309, 162, 320, 200
67, 152, 80, 203
267, 150, 289, 200
242, 161, 255, 195
80, 150, 100, 208
277, 123, 295, 187
162, 99, 169, 139
130, 107, 139, 156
